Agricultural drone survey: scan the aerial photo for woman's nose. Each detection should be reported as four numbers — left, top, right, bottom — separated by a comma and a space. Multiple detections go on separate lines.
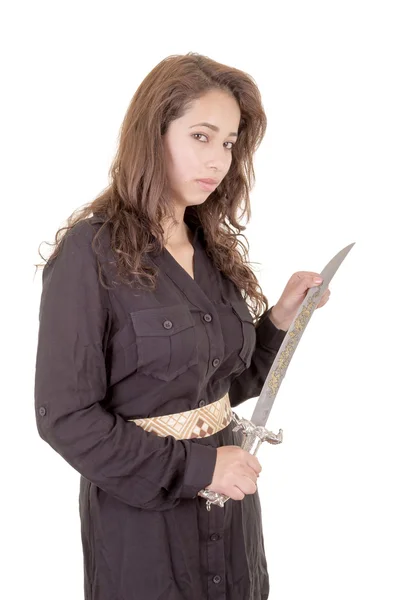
206, 150, 229, 173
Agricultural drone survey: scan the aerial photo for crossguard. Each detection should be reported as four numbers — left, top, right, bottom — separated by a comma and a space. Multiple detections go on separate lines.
198, 412, 283, 510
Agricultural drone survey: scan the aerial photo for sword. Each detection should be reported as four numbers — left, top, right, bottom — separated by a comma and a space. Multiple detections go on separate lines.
198, 242, 355, 511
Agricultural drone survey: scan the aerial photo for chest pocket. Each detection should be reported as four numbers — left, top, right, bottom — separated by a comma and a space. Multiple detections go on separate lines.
231, 300, 257, 369
130, 304, 198, 382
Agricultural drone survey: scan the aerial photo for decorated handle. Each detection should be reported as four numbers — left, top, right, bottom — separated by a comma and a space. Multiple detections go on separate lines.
197, 413, 283, 511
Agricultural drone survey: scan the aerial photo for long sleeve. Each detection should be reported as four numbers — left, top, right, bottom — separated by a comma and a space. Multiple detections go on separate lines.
34, 224, 217, 511
229, 307, 286, 408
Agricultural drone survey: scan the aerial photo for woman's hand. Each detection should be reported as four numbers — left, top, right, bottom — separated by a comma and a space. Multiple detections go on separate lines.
205, 446, 262, 501
269, 271, 331, 331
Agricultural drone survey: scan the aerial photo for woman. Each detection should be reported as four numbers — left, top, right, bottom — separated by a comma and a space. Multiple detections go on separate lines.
34, 52, 330, 600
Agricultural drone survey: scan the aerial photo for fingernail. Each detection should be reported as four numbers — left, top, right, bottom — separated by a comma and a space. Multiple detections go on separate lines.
314, 277, 323, 283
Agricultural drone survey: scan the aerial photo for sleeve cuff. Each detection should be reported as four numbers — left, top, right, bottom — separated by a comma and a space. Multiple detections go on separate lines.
256, 306, 287, 351
181, 442, 217, 499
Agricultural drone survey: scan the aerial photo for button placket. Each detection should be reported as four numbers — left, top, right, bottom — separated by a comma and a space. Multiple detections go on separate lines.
206, 491, 226, 598
203, 312, 223, 376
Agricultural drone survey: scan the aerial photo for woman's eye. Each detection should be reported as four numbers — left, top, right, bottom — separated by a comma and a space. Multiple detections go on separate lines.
192, 133, 235, 150
193, 133, 208, 142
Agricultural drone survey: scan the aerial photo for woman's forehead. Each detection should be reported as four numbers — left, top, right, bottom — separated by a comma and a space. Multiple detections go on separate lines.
177, 92, 241, 130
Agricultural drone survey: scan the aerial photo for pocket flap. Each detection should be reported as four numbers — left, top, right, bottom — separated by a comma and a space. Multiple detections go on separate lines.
231, 300, 254, 324
130, 304, 195, 337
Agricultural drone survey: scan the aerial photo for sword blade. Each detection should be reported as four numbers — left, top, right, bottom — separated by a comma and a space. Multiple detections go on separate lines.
250, 242, 355, 427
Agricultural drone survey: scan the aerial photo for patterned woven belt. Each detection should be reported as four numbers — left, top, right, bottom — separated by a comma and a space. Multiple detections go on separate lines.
127, 392, 232, 440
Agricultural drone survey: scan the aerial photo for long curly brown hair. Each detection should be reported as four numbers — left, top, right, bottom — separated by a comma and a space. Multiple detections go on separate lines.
36, 52, 270, 323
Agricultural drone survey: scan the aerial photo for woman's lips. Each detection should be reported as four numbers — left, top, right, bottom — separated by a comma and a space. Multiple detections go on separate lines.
196, 179, 218, 191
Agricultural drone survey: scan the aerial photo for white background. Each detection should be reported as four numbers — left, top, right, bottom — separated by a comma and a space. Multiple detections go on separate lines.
1, 1, 399, 598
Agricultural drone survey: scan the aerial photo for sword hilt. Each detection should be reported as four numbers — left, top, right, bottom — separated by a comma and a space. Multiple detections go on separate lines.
197, 413, 283, 510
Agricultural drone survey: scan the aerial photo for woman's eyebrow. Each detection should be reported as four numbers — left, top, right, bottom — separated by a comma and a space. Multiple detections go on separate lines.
189, 122, 238, 137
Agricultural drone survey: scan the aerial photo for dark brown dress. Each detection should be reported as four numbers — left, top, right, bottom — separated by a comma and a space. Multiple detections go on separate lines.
34, 214, 286, 600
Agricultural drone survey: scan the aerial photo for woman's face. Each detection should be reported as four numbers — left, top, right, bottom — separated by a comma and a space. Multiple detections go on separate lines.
162, 89, 241, 209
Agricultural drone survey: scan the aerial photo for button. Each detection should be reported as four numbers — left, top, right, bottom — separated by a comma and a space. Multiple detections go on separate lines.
38, 406, 46, 416
213, 575, 221, 584
203, 313, 212, 322
163, 320, 173, 329
198, 399, 206, 407
210, 533, 220, 541
212, 358, 220, 368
